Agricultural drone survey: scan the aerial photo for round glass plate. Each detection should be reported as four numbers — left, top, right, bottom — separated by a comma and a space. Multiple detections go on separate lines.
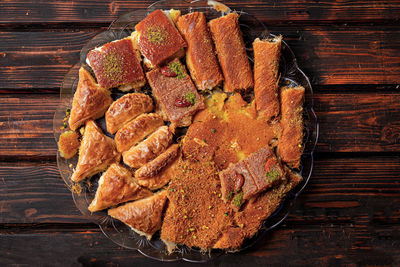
53, 0, 319, 262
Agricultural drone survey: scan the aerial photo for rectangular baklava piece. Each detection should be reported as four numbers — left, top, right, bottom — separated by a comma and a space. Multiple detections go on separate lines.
134, 9, 186, 68
176, 12, 223, 90
208, 13, 254, 92
146, 58, 204, 127
86, 37, 146, 91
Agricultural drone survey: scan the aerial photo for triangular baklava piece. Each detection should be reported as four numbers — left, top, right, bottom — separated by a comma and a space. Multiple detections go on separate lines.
108, 190, 168, 240
71, 120, 120, 182
88, 163, 152, 212
68, 67, 113, 131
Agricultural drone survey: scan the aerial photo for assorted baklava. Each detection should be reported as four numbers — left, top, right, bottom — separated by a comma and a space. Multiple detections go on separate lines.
58, 6, 306, 253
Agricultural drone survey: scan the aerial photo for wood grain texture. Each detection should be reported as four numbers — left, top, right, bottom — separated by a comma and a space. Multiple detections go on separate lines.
1, 0, 399, 24
315, 93, 400, 152
1, 157, 399, 265
0, 26, 399, 90
1, 223, 399, 266
0, 161, 87, 224
1, 92, 400, 158
1, 157, 399, 224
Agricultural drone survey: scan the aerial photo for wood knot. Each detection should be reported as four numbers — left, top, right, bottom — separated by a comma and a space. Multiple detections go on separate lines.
24, 208, 37, 218
381, 123, 400, 144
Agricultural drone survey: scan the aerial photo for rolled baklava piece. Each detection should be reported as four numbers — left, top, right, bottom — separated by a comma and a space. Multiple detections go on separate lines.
114, 113, 164, 152
177, 12, 223, 91
134, 9, 186, 68
86, 37, 146, 91
123, 126, 173, 169
146, 58, 204, 127
253, 36, 282, 120
105, 93, 154, 134
277, 86, 305, 168
134, 144, 180, 190
208, 13, 253, 92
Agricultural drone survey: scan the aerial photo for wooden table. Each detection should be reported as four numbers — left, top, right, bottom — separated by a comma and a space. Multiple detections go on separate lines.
1, 1, 399, 266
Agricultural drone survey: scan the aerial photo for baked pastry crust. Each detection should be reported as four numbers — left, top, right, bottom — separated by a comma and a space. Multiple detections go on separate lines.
68, 67, 113, 131
208, 13, 253, 92
146, 58, 204, 127
253, 36, 282, 119
136, 156, 179, 190
122, 126, 173, 169
114, 113, 164, 152
108, 190, 168, 240
277, 86, 305, 168
86, 37, 146, 90
88, 163, 152, 212
105, 93, 154, 134
135, 144, 179, 179
135, 9, 187, 67
176, 12, 223, 90
71, 120, 120, 182
58, 130, 80, 159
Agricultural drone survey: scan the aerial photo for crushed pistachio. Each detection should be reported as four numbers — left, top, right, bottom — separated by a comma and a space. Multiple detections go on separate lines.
169, 61, 186, 79
211, 128, 216, 133
193, 235, 197, 239
189, 228, 195, 232
103, 50, 123, 79
233, 191, 243, 208
146, 26, 167, 44
226, 190, 234, 200
265, 168, 280, 182
208, 205, 213, 209
184, 91, 196, 105
224, 212, 228, 216
183, 215, 188, 219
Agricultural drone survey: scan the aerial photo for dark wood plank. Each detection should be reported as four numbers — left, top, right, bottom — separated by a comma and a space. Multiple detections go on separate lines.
0, 95, 59, 159
0, 161, 87, 223
315, 92, 400, 152
1, 157, 399, 226
1, 199, 399, 266
1, 0, 399, 24
0, 26, 399, 90
1, 92, 400, 158
0, 31, 99, 91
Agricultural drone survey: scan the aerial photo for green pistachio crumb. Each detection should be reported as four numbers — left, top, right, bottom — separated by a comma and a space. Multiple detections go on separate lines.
169, 61, 186, 79
233, 191, 243, 208
265, 168, 280, 182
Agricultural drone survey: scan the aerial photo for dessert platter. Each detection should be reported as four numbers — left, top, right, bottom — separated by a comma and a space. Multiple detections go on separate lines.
53, 0, 318, 262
